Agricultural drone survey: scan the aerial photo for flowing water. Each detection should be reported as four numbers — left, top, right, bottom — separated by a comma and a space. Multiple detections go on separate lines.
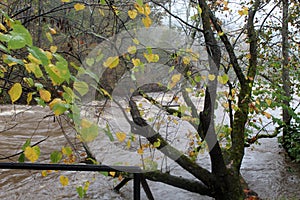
0, 105, 299, 200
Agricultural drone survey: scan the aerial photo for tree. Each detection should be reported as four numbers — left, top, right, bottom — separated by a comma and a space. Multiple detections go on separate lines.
1, 0, 299, 199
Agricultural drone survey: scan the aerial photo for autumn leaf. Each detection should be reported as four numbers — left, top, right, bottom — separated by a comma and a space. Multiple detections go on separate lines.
208, 74, 216, 81
50, 45, 57, 53
59, 175, 69, 186
8, 83, 22, 103
132, 38, 140, 45
142, 16, 152, 28
74, 3, 85, 11
265, 99, 272, 106
61, 0, 71, 2
103, 56, 119, 69
39, 89, 51, 102
238, 7, 248, 16
46, 32, 53, 43
137, 148, 144, 155
109, 171, 116, 177
217, 74, 229, 85
143, 53, 159, 62
116, 132, 127, 142
49, 27, 57, 35
171, 74, 181, 83
145, 4, 151, 16
24, 146, 40, 162
128, 9, 138, 19
134, 3, 145, 14
27, 92, 33, 105
49, 98, 68, 116
127, 46, 137, 54
263, 111, 271, 119
132, 58, 141, 66
218, 31, 224, 36
182, 56, 190, 65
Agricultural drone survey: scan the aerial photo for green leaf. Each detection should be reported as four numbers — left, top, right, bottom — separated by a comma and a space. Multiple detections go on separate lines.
3, 54, 24, 66
0, 43, 9, 53
136, 0, 143, 6
45, 54, 70, 85
8, 24, 32, 49
85, 58, 95, 67
74, 81, 89, 96
50, 151, 62, 163
27, 46, 49, 66
22, 139, 31, 151
104, 123, 114, 141
80, 119, 99, 142
76, 186, 84, 198
18, 153, 25, 163
54, 53, 71, 82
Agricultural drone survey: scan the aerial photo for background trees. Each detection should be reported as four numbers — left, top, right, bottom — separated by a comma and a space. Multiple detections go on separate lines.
0, 0, 299, 199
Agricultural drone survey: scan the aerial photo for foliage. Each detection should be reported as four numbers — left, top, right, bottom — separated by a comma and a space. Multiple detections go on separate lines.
279, 123, 300, 163
0, 0, 299, 199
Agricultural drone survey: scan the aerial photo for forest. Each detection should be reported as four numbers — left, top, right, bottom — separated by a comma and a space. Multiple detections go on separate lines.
0, 0, 299, 199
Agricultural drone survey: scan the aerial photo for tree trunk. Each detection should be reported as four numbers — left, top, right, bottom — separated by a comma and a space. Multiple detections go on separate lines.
282, 0, 292, 147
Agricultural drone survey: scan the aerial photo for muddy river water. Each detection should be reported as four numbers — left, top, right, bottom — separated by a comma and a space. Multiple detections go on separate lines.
0, 105, 299, 200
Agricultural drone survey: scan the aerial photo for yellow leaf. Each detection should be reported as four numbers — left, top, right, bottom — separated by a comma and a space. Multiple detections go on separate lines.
171, 74, 181, 83
142, 16, 152, 28
103, 56, 119, 69
137, 148, 144, 155
109, 171, 116, 177
263, 111, 271, 119
0, 23, 7, 32
208, 74, 216, 81
116, 132, 127, 142
98, 8, 105, 16
143, 53, 159, 63
8, 83, 22, 103
49, 98, 67, 115
132, 58, 141, 66
49, 98, 62, 109
49, 27, 57, 35
265, 99, 272, 106
145, 4, 151, 16
41, 170, 48, 177
39, 89, 51, 102
218, 31, 224, 36
46, 32, 53, 43
61, 0, 71, 2
27, 92, 33, 105
132, 38, 140, 45
28, 53, 42, 64
74, 3, 85, 11
217, 74, 229, 84
127, 46, 137, 54
59, 175, 69, 186
24, 146, 40, 162
182, 56, 190, 65
238, 7, 248, 16
50, 46, 57, 53
128, 9, 138, 19
134, 3, 144, 14
126, 140, 131, 148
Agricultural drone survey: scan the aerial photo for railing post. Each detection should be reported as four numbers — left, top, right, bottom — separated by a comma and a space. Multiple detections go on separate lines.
133, 173, 141, 200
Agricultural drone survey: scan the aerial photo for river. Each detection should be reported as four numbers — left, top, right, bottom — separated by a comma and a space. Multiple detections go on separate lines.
0, 105, 299, 199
